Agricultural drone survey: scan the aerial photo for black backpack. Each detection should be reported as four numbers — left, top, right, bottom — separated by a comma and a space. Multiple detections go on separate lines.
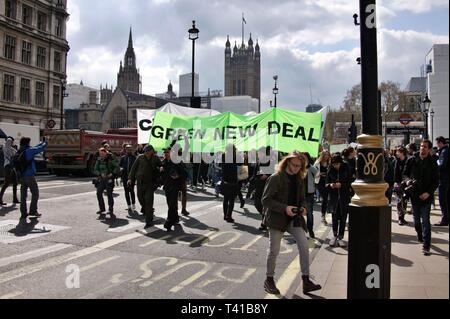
12, 149, 31, 175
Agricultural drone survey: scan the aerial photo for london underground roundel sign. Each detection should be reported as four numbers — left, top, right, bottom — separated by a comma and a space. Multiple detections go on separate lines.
399, 114, 413, 125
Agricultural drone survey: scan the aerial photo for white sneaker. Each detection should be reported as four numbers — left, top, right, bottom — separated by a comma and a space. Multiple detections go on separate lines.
338, 239, 346, 247
132, 204, 136, 211
329, 237, 338, 247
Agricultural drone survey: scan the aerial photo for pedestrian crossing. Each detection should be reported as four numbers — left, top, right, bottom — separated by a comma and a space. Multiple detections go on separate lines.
0, 179, 331, 299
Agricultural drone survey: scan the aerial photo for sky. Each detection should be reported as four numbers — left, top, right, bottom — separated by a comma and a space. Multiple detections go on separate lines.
66, 0, 449, 112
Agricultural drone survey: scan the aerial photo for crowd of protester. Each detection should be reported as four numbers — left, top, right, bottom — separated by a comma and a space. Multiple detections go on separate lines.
1, 134, 448, 295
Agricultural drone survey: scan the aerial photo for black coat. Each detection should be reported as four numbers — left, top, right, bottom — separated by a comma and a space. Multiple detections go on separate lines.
262, 170, 306, 232
393, 158, 407, 183
410, 155, 439, 203
326, 162, 352, 211
162, 159, 187, 192
119, 154, 137, 179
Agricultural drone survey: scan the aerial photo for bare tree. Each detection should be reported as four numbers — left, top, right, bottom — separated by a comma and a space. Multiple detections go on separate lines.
379, 81, 401, 112
342, 81, 403, 112
342, 84, 362, 112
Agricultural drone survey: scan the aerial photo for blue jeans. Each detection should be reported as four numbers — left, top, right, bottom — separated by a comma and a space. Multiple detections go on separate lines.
411, 200, 432, 249
212, 170, 222, 195
305, 193, 315, 233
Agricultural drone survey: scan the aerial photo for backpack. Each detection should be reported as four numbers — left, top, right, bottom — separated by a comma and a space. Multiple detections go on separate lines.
12, 149, 31, 175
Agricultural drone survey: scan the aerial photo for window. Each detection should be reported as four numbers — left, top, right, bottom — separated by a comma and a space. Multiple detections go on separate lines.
53, 85, 60, 109
36, 82, 45, 107
232, 80, 236, 95
22, 4, 32, 26
83, 113, 88, 122
242, 80, 246, 95
4, 35, 16, 60
37, 12, 47, 31
21, 41, 32, 64
111, 109, 126, 129
54, 51, 61, 72
3, 74, 15, 102
5, 0, 16, 19
133, 110, 137, 120
20, 78, 31, 104
237, 80, 242, 95
127, 56, 133, 66
37, 46, 46, 68
55, 17, 63, 37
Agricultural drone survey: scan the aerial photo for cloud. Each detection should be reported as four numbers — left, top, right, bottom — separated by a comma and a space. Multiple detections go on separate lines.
65, 0, 448, 111
383, 0, 449, 14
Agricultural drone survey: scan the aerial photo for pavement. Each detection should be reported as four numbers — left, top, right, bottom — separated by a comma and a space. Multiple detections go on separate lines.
302, 202, 449, 299
0, 175, 448, 299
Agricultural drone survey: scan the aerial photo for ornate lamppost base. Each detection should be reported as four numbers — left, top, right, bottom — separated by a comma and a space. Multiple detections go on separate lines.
347, 134, 392, 299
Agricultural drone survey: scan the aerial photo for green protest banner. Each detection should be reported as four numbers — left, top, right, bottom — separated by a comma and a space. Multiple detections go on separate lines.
148, 108, 322, 157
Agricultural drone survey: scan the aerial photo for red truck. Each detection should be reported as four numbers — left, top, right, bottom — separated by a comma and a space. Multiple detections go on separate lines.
45, 129, 137, 176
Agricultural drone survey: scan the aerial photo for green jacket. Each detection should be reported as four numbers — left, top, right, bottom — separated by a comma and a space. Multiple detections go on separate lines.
262, 170, 306, 232
93, 155, 120, 177
128, 154, 162, 185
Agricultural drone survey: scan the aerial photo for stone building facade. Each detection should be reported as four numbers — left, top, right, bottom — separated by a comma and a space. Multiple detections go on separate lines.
0, 0, 69, 129
224, 34, 261, 112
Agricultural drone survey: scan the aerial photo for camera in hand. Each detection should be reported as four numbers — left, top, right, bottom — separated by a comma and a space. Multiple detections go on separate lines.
292, 207, 306, 229
401, 179, 418, 198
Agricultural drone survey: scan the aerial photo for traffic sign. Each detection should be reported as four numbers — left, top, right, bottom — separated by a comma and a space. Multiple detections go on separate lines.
47, 119, 56, 129
399, 114, 413, 125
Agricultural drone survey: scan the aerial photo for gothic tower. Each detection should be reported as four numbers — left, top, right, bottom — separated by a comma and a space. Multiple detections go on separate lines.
225, 33, 261, 111
117, 28, 141, 93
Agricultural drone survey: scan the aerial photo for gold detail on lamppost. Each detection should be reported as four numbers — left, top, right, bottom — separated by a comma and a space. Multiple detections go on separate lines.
360, 152, 383, 175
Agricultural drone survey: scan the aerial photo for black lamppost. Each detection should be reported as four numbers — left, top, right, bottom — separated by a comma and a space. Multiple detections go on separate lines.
421, 93, 431, 139
125, 93, 130, 128
430, 109, 435, 142
272, 75, 278, 108
60, 78, 68, 130
188, 20, 199, 108
348, 0, 391, 299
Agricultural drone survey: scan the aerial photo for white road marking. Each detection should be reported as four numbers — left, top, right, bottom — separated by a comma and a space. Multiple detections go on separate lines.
39, 182, 90, 190
230, 235, 263, 252
0, 291, 24, 299
0, 243, 73, 268
110, 273, 123, 284
80, 256, 120, 272
0, 232, 143, 285
107, 221, 144, 233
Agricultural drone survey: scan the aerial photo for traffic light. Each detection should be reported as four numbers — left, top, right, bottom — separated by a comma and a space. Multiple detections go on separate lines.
348, 124, 357, 144
190, 96, 201, 108
348, 115, 357, 144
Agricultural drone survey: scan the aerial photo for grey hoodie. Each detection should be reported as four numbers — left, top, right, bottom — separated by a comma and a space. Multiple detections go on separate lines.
2, 138, 16, 167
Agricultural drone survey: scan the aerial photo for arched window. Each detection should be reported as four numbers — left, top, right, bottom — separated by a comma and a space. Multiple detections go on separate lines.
111, 108, 126, 128
84, 113, 88, 122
